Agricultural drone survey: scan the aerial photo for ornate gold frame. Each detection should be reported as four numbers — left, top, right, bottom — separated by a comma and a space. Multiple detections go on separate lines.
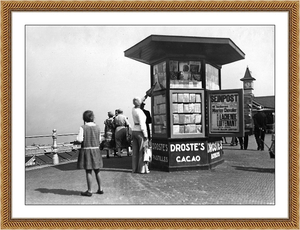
1, 1, 299, 229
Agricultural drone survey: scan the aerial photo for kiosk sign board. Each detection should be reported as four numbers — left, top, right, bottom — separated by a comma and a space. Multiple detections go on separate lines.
169, 141, 207, 167
208, 89, 244, 137
152, 139, 224, 171
151, 140, 170, 171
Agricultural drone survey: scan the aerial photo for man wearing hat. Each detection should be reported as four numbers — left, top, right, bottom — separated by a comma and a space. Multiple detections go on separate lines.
253, 108, 267, 150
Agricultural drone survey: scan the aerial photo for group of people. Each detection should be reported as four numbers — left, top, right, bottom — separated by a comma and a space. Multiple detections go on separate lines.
102, 102, 152, 159
224, 108, 268, 151
102, 109, 130, 158
73, 96, 152, 197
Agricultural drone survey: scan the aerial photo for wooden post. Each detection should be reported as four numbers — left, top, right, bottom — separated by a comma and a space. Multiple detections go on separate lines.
52, 129, 59, 165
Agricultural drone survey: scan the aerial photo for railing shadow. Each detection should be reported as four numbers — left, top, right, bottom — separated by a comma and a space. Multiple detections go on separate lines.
53, 156, 133, 172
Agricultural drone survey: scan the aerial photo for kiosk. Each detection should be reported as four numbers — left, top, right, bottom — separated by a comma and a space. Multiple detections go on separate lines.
125, 35, 245, 171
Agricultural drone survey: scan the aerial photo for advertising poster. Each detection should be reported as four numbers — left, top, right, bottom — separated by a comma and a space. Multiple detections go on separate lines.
208, 89, 244, 136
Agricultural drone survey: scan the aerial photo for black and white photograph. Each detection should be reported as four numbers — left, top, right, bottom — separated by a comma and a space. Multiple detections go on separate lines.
6, 9, 294, 223
25, 24, 276, 203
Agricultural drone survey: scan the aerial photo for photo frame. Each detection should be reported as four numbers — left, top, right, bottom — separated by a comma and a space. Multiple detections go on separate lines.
1, 1, 299, 229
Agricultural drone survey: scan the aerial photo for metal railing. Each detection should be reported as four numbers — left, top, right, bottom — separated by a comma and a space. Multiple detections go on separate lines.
26, 129, 105, 165
26, 132, 78, 139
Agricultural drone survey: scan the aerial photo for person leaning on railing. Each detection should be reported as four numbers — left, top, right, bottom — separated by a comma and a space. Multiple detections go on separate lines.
113, 109, 130, 158
103, 111, 115, 158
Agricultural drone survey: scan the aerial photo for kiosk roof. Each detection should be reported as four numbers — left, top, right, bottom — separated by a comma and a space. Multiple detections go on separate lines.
124, 35, 245, 65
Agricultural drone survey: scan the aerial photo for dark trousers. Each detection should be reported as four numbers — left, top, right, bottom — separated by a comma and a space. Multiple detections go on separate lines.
238, 135, 249, 150
146, 123, 151, 140
254, 129, 266, 150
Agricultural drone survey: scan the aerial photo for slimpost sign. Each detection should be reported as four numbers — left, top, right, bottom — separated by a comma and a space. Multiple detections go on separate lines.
208, 89, 244, 137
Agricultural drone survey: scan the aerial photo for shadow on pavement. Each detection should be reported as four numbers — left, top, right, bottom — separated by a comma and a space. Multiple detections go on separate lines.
101, 168, 132, 173
103, 156, 132, 170
35, 188, 80, 196
232, 165, 275, 173
53, 156, 132, 171
53, 162, 77, 171
223, 147, 258, 152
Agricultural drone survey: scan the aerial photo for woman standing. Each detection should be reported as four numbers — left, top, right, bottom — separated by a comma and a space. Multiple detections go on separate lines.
131, 97, 149, 174
114, 109, 130, 157
103, 111, 115, 158
76, 110, 104, 196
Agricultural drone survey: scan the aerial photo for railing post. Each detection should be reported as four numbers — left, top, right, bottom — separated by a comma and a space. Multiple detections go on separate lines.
52, 129, 59, 165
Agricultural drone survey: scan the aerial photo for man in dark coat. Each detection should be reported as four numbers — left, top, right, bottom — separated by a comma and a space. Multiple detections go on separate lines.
140, 102, 152, 141
253, 109, 267, 150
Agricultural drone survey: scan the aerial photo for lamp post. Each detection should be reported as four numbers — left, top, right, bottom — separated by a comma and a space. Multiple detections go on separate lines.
52, 129, 59, 165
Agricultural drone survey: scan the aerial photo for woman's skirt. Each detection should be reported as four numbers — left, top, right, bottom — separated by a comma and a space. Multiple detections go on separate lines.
77, 148, 103, 170
115, 126, 128, 148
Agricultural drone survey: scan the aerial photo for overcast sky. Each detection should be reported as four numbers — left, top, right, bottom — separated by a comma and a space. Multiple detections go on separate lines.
25, 25, 274, 144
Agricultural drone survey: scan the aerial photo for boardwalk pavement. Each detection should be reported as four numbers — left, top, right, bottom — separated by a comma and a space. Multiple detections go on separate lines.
25, 134, 275, 205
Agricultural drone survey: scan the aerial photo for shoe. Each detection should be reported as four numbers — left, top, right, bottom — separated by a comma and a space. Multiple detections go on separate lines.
145, 165, 150, 174
114, 153, 122, 158
81, 191, 92, 197
240, 145, 243, 150
96, 190, 104, 194
257, 147, 261, 150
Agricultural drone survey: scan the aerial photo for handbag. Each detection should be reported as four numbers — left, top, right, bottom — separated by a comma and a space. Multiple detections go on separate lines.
99, 139, 105, 150
143, 146, 152, 162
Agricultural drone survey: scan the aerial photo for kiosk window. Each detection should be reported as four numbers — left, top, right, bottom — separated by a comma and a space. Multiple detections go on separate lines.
152, 94, 167, 134
170, 90, 205, 137
170, 60, 202, 89
206, 64, 220, 90
153, 61, 166, 91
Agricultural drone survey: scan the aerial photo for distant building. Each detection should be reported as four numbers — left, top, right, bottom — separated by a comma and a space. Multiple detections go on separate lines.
253, 96, 275, 111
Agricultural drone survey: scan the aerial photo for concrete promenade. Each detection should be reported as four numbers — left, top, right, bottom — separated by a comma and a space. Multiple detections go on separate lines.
25, 134, 275, 205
